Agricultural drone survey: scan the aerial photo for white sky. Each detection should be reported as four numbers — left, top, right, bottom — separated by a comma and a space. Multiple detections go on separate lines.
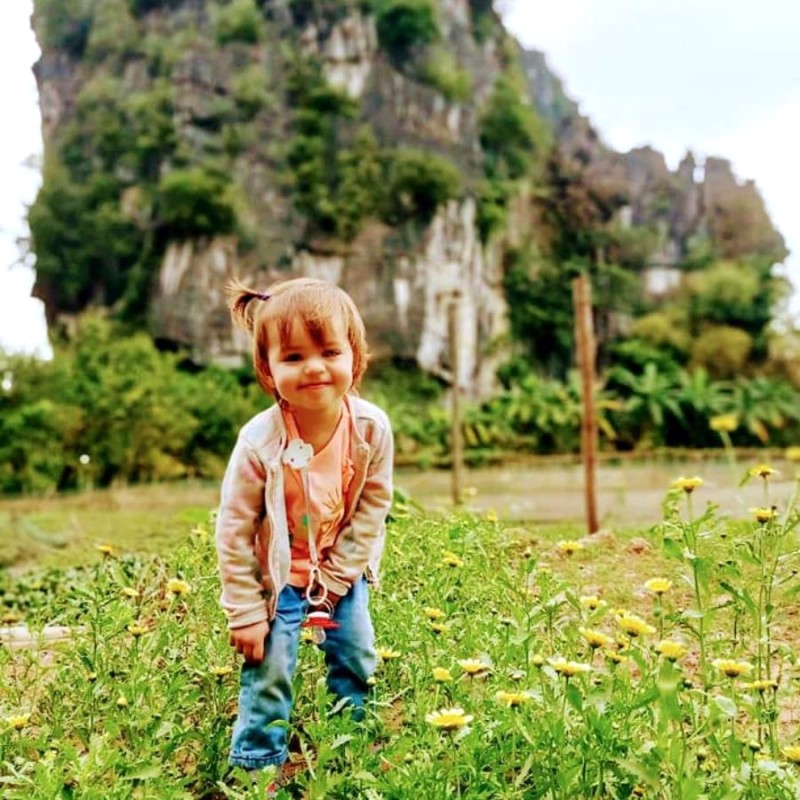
1, 0, 798, 355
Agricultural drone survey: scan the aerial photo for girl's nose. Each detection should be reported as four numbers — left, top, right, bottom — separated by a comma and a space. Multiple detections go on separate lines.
304, 357, 324, 374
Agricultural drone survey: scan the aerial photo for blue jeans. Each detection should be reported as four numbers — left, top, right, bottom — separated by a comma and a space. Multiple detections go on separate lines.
229, 577, 376, 770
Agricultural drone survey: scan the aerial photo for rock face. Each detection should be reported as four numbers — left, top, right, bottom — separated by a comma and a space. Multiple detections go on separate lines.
30, 0, 786, 396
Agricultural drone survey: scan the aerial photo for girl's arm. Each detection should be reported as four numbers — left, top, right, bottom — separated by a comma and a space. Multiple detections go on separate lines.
215, 434, 270, 630
319, 415, 394, 596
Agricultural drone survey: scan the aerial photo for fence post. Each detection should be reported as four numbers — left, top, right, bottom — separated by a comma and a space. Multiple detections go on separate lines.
449, 294, 463, 506
573, 274, 599, 533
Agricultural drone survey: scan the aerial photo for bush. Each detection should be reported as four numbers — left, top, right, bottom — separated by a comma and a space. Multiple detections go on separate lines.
690, 326, 753, 379
34, 0, 93, 56
212, 0, 263, 45
156, 169, 236, 239
374, 0, 439, 64
381, 149, 461, 226
421, 48, 472, 102
231, 64, 273, 119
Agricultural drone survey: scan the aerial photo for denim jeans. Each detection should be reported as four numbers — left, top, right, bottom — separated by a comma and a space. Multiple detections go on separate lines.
229, 577, 376, 770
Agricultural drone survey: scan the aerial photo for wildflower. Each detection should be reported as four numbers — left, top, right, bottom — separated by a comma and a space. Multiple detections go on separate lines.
211, 666, 233, 678
300, 629, 315, 643
167, 578, 191, 596
617, 613, 656, 638
743, 679, 779, 692
495, 690, 532, 708
485, 509, 498, 522
458, 658, 491, 676
429, 621, 448, 635
79, 453, 91, 466
713, 659, 752, 678
549, 657, 592, 677
366, 676, 377, 686
673, 476, 703, 494
655, 640, 688, 662
579, 628, 614, 650
645, 578, 673, 595
87, 672, 97, 682
785, 447, 800, 463
127, 623, 149, 637
120, 587, 140, 599
97, 544, 114, 556
425, 707, 473, 731
579, 595, 602, 610
710, 414, 738, 433
750, 464, 778, 479
784, 746, 800, 764
557, 540, 584, 556
377, 648, 401, 661
747, 740, 762, 753
424, 607, 446, 620
441, 551, 464, 568
606, 651, 628, 665
531, 654, 545, 668
116, 696, 129, 708
6, 714, 30, 730
432, 667, 452, 683
750, 507, 777, 524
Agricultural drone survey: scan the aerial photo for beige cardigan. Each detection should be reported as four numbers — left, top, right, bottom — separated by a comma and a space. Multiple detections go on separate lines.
215, 396, 394, 630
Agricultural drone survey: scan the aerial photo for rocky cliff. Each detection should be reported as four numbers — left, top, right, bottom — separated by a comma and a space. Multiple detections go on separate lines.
30, 0, 786, 395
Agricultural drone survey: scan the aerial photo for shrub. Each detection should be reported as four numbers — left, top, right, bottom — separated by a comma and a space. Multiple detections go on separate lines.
421, 48, 472, 102
381, 149, 461, 226
156, 169, 236, 239
374, 0, 439, 64
212, 0, 263, 46
34, 0, 93, 56
690, 325, 753, 379
231, 64, 273, 119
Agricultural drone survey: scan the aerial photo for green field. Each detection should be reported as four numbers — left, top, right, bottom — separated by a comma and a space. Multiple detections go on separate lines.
3, 474, 800, 798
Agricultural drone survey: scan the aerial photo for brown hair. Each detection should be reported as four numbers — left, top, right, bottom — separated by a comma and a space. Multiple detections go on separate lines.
226, 277, 369, 399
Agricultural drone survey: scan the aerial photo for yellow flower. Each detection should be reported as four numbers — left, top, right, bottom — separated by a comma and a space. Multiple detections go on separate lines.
710, 414, 738, 433
606, 651, 628, 665
713, 659, 752, 678
673, 476, 703, 494
617, 613, 656, 638
458, 658, 491, 676
6, 714, 30, 730
300, 629, 315, 643
116, 696, 129, 708
97, 544, 114, 556
377, 648, 401, 661
432, 667, 452, 683
127, 623, 149, 637
429, 621, 448, 634
495, 690, 532, 708
549, 657, 592, 677
366, 676, 377, 686
655, 640, 688, 662
424, 607, 446, 620
785, 446, 800, 463
211, 666, 233, 678
531, 654, 545, 668
485, 509, 498, 523
783, 745, 800, 764
425, 707, 473, 731
579, 628, 614, 649
579, 595, 602, 610
120, 587, 140, 599
441, 551, 464, 568
743, 679, 778, 692
556, 540, 584, 556
167, 578, 191, 596
645, 578, 673, 595
750, 507, 777, 524
87, 672, 97, 682
750, 464, 778, 479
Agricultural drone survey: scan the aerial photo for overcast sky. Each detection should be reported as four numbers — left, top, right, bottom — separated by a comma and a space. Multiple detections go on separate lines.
1, 0, 799, 355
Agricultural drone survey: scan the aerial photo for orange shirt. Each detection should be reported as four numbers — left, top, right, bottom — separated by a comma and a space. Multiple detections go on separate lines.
283, 402, 354, 588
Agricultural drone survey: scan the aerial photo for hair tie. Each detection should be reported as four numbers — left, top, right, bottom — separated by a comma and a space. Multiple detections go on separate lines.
254, 292, 270, 301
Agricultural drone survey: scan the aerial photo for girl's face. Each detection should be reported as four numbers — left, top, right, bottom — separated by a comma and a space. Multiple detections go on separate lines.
266, 317, 354, 415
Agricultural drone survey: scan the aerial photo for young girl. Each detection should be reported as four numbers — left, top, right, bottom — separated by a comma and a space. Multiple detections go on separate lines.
215, 277, 394, 777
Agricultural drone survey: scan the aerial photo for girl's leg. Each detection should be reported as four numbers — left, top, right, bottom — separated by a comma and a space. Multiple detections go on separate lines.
319, 576, 376, 717
229, 585, 306, 770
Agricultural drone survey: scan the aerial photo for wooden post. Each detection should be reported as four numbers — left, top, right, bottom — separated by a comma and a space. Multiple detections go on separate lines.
449, 295, 463, 506
573, 274, 599, 533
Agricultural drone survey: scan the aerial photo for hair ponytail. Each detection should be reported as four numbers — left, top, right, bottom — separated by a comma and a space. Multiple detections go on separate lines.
225, 279, 270, 332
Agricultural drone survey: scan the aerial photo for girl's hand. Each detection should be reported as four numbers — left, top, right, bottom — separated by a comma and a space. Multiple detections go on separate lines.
229, 620, 269, 663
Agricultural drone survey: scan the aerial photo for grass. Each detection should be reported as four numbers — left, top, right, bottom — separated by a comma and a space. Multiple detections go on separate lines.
3, 471, 800, 797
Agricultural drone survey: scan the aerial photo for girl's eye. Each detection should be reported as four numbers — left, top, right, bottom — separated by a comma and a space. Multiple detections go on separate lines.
323, 349, 341, 357
284, 353, 302, 362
